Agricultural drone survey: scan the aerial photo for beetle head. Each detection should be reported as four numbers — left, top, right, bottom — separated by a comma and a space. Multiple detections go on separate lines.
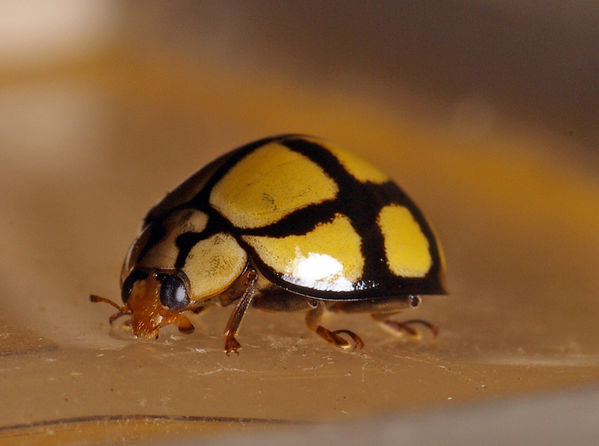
90, 269, 195, 338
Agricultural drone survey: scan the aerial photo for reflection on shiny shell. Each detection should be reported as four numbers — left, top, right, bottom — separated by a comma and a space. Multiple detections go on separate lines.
286, 251, 354, 292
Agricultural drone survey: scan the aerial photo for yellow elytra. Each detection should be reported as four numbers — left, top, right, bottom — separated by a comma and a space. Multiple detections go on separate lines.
91, 135, 446, 353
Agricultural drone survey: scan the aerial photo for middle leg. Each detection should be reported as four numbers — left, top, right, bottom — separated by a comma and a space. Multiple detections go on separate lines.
305, 300, 364, 349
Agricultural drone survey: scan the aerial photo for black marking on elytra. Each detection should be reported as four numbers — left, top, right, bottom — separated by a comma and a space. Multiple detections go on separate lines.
138, 135, 292, 267
174, 232, 205, 268
173, 207, 236, 268
241, 200, 338, 237
172, 134, 325, 269
279, 137, 445, 297
142, 157, 222, 227
130, 134, 445, 301
281, 138, 398, 290
134, 221, 166, 271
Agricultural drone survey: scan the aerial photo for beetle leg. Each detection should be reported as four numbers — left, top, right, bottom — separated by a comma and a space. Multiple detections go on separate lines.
189, 305, 206, 314
371, 312, 439, 339
305, 302, 364, 349
175, 314, 195, 334
171, 304, 210, 334
223, 267, 258, 355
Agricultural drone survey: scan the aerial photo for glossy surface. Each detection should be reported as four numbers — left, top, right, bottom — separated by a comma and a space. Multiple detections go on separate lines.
210, 141, 339, 229
123, 135, 445, 303
378, 205, 431, 277
243, 213, 364, 292
134, 209, 208, 271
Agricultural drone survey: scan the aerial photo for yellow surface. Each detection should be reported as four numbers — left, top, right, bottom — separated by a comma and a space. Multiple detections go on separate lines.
378, 204, 432, 277
210, 142, 338, 229
244, 214, 363, 291
183, 233, 248, 299
1, 35, 599, 446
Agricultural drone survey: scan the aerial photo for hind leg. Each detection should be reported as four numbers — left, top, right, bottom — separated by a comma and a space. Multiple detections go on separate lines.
331, 295, 438, 339
370, 312, 438, 339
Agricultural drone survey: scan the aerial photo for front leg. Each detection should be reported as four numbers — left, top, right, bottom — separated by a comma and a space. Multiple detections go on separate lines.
223, 267, 258, 354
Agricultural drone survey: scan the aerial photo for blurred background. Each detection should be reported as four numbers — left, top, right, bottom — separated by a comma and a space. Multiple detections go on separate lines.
1, 1, 598, 445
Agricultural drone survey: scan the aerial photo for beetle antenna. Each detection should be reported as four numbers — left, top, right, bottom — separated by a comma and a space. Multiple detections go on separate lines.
90, 294, 125, 311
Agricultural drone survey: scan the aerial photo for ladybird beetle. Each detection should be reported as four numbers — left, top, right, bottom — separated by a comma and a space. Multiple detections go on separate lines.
91, 135, 446, 353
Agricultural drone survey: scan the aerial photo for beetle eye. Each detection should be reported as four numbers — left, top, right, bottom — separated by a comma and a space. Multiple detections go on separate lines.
121, 270, 149, 303
157, 274, 189, 309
